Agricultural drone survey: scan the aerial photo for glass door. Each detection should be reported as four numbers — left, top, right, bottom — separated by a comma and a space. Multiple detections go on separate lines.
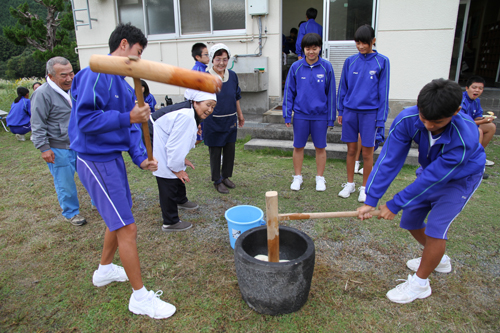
449, 0, 471, 82
323, 0, 377, 88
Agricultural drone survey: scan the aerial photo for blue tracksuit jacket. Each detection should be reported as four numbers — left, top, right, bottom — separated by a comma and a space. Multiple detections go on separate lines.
365, 106, 485, 214
337, 51, 390, 127
192, 61, 207, 73
283, 57, 336, 127
460, 91, 483, 119
6, 97, 31, 127
295, 19, 323, 58
68, 66, 147, 167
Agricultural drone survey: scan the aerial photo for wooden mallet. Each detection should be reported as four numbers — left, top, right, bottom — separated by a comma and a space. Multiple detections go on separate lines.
265, 191, 381, 262
89, 54, 222, 161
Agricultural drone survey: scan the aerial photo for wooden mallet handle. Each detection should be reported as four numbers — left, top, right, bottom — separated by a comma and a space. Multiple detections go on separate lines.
132, 77, 153, 161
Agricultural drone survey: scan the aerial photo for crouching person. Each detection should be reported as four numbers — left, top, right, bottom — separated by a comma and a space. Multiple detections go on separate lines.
152, 89, 216, 232
358, 78, 485, 304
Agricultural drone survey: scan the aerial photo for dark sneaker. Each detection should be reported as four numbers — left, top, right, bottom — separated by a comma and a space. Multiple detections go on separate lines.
483, 173, 489, 179
178, 201, 199, 210
162, 220, 192, 232
215, 182, 229, 194
222, 178, 235, 189
66, 214, 87, 226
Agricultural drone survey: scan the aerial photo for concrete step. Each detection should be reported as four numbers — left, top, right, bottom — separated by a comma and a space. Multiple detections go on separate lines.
244, 139, 420, 166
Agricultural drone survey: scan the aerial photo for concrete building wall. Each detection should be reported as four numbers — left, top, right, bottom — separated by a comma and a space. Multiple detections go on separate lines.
377, 0, 459, 111
73, 0, 282, 108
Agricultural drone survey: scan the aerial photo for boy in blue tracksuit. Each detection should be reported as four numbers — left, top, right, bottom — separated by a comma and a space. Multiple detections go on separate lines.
188, 43, 210, 143
295, 8, 322, 60
460, 76, 496, 172
283, 33, 336, 192
358, 79, 485, 304
337, 24, 390, 203
69, 23, 176, 319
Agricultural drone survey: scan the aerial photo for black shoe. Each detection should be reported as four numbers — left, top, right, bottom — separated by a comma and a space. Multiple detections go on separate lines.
222, 178, 235, 189
483, 173, 489, 179
215, 182, 229, 194
162, 220, 193, 232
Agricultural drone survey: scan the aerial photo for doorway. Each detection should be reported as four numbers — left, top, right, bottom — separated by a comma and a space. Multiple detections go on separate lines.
449, 0, 500, 87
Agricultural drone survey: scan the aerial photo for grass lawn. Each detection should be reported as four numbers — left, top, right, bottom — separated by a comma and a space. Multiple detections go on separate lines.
0, 128, 499, 332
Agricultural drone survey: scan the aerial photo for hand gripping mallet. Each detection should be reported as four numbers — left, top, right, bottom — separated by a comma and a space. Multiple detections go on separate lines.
265, 191, 381, 262
89, 54, 222, 161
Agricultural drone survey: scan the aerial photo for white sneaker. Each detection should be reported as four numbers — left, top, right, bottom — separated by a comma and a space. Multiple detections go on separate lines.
338, 183, 356, 198
358, 186, 366, 203
290, 175, 303, 191
129, 290, 176, 319
15, 134, 26, 141
406, 254, 452, 273
386, 274, 432, 304
357, 168, 364, 175
316, 176, 326, 191
485, 159, 495, 166
354, 161, 361, 174
92, 264, 129, 287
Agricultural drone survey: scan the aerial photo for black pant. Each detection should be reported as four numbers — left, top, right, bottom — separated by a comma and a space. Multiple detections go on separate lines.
209, 142, 235, 183
156, 177, 187, 225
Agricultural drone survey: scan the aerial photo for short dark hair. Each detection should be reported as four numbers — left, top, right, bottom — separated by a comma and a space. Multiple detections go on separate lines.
32, 82, 42, 89
465, 76, 485, 88
141, 80, 150, 97
191, 43, 207, 61
290, 28, 298, 35
354, 24, 375, 45
306, 8, 318, 20
15, 87, 29, 103
301, 33, 322, 53
417, 79, 462, 120
213, 49, 229, 60
109, 23, 148, 53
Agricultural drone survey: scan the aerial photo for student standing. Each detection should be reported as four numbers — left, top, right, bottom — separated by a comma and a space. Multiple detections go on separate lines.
283, 33, 336, 191
141, 80, 157, 112
358, 79, 485, 304
187, 42, 210, 143
7, 87, 31, 141
69, 23, 176, 319
295, 8, 323, 60
337, 24, 390, 202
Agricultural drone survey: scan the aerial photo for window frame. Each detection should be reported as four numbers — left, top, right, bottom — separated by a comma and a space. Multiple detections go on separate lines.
115, 0, 247, 40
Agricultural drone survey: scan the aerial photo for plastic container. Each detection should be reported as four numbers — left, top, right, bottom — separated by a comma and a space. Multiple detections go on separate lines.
225, 205, 265, 249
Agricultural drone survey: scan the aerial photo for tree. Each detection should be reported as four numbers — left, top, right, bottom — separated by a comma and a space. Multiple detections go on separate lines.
3, 0, 78, 69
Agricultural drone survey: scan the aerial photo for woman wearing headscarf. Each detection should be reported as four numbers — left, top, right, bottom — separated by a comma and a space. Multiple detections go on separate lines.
6, 87, 31, 141
152, 89, 217, 232
205, 43, 245, 194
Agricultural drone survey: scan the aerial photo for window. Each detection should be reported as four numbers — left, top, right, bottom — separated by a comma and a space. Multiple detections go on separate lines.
328, 0, 374, 41
117, 0, 246, 37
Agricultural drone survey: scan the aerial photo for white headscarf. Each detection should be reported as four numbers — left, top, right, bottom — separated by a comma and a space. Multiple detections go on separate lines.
209, 43, 231, 63
184, 89, 217, 102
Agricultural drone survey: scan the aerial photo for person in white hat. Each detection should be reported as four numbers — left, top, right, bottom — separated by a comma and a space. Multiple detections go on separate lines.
205, 43, 245, 194
152, 89, 217, 231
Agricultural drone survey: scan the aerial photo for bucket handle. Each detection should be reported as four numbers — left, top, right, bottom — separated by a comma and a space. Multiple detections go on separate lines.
259, 218, 265, 226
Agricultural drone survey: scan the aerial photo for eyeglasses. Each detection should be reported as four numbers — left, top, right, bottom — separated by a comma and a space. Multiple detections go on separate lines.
202, 53, 209, 57
213, 57, 229, 63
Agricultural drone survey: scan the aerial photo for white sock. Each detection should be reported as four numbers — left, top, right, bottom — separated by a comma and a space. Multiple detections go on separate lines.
97, 263, 113, 275
133, 286, 148, 302
412, 274, 428, 286
347, 182, 355, 186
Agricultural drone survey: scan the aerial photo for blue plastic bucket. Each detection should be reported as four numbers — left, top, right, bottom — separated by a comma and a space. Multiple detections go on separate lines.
225, 205, 265, 249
